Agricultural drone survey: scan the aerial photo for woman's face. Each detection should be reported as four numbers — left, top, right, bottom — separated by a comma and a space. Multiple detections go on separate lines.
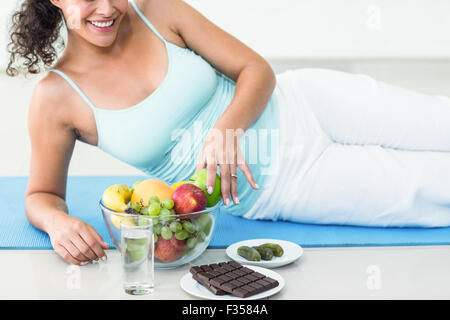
51, 0, 129, 47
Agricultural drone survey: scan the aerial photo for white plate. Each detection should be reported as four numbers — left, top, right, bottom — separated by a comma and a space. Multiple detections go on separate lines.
180, 265, 284, 300
226, 239, 303, 268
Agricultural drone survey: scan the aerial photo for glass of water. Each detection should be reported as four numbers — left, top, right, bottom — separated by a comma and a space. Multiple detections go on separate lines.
120, 216, 154, 295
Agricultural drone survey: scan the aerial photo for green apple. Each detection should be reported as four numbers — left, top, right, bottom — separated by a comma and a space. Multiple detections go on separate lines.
189, 168, 221, 207
131, 180, 144, 195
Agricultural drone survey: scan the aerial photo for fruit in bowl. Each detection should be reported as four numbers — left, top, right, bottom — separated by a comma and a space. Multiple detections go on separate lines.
172, 183, 207, 218
100, 174, 221, 269
189, 168, 222, 207
131, 179, 174, 206
154, 237, 186, 262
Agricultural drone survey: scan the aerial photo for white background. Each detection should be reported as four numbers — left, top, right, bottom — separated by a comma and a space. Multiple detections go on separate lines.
1, 0, 450, 176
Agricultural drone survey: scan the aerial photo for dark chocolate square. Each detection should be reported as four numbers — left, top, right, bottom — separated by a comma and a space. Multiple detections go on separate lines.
232, 287, 250, 298
256, 279, 271, 288
229, 279, 245, 287
196, 272, 215, 282
241, 284, 257, 294
214, 267, 228, 275
252, 272, 266, 279
226, 272, 241, 280
233, 269, 246, 277
228, 261, 243, 268
245, 274, 258, 282
240, 267, 255, 275
221, 282, 239, 293
201, 266, 213, 272
238, 277, 252, 285
218, 274, 233, 282
189, 266, 203, 275
221, 264, 236, 272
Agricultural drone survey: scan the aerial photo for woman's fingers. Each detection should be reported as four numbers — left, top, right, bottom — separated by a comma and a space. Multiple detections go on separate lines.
79, 228, 107, 261
61, 240, 89, 263
54, 244, 82, 266
86, 224, 110, 250
219, 164, 231, 206
71, 234, 98, 261
230, 163, 239, 204
239, 160, 259, 190
206, 150, 218, 193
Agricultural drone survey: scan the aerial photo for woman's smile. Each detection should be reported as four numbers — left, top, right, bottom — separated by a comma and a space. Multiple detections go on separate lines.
86, 18, 118, 32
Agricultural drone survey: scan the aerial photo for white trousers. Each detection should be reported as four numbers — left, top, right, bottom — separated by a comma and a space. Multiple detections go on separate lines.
244, 68, 450, 227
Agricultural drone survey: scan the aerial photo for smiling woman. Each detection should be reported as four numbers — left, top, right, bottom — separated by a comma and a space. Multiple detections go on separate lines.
7, 0, 279, 266
6, 0, 450, 268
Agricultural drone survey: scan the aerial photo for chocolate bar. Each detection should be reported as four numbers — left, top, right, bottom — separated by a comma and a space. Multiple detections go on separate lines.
189, 261, 279, 298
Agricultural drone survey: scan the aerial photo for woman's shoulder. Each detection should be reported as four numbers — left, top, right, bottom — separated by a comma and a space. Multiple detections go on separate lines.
33, 71, 70, 107
29, 71, 75, 128
133, 0, 181, 30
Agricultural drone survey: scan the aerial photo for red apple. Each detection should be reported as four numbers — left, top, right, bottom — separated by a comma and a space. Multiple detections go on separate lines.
155, 237, 186, 262
171, 183, 207, 219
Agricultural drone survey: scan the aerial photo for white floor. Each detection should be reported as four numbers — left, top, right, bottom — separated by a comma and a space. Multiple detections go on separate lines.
1, 246, 449, 300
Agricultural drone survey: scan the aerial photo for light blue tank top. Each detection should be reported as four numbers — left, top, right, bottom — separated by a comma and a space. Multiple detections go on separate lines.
50, 0, 280, 217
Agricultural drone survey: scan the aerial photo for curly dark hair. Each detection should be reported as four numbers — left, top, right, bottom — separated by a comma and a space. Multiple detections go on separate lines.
6, 0, 65, 76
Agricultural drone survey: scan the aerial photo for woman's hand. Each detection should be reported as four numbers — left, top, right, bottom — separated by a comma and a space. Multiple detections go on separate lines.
47, 214, 109, 265
196, 129, 259, 206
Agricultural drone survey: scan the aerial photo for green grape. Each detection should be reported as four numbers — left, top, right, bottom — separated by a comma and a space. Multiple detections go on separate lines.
151, 217, 160, 225
137, 217, 151, 226
186, 237, 197, 249
160, 208, 173, 221
161, 226, 172, 240
140, 206, 150, 216
175, 230, 189, 241
153, 223, 163, 235
148, 203, 161, 216
148, 196, 160, 204
196, 214, 213, 234
182, 221, 196, 234
197, 230, 206, 242
169, 221, 183, 233
161, 199, 174, 210
131, 201, 142, 213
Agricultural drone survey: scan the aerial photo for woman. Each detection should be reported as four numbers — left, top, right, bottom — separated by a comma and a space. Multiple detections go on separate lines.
8, 0, 450, 266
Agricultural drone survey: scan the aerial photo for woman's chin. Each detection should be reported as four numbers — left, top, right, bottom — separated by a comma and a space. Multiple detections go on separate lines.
84, 20, 120, 48
92, 38, 117, 48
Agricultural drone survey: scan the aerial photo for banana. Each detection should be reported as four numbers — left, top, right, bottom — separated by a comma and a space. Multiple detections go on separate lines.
102, 184, 135, 229
102, 184, 132, 212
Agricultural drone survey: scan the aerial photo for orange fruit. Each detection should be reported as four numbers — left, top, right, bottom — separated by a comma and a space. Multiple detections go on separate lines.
130, 179, 174, 205
171, 181, 190, 190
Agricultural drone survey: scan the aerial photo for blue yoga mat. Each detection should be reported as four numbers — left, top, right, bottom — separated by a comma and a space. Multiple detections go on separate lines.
1, 176, 450, 249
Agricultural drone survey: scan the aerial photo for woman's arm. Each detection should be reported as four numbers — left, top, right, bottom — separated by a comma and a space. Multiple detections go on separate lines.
146, 0, 276, 204
25, 75, 109, 265
152, 0, 276, 131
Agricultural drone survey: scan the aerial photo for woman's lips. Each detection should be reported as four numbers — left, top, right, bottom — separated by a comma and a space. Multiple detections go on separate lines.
87, 19, 117, 32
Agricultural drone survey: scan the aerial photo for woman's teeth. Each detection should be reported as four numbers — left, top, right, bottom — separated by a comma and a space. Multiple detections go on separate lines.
89, 20, 114, 28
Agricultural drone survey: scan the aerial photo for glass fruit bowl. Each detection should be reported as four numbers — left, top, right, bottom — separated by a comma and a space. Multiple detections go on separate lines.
99, 199, 219, 269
